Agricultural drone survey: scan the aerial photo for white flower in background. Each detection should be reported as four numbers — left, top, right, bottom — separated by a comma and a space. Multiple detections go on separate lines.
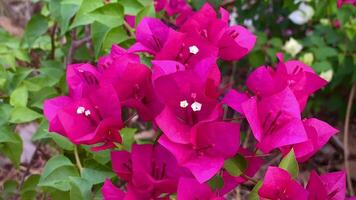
243, 19, 255, 32
320, 69, 334, 82
229, 7, 238, 26
283, 38, 303, 57
289, 3, 314, 25
299, 52, 314, 66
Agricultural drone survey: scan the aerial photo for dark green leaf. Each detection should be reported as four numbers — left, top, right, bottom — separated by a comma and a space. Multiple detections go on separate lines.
0, 126, 22, 166
81, 168, 115, 185
207, 174, 224, 191
224, 154, 248, 176
23, 15, 48, 47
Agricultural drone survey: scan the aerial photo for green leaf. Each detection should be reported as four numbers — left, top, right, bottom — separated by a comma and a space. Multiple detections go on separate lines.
23, 15, 48, 47
117, 0, 144, 15
21, 174, 40, 200
120, 127, 136, 150
9, 106, 41, 123
3, 180, 18, 198
224, 154, 248, 176
70, 0, 104, 28
32, 119, 51, 141
102, 26, 129, 50
89, 3, 124, 28
247, 181, 263, 200
81, 168, 115, 185
91, 22, 112, 58
10, 85, 28, 107
39, 155, 79, 191
312, 61, 332, 73
207, 174, 224, 191
69, 177, 92, 200
135, 4, 155, 26
51, 134, 75, 151
278, 149, 299, 179
0, 126, 23, 166
0, 104, 12, 126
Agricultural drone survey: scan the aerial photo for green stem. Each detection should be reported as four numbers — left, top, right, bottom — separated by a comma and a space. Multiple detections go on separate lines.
74, 145, 83, 172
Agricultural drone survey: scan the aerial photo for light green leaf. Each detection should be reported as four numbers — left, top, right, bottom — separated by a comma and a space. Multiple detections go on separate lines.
9, 107, 41, 124
90, 3, 124, 28
51, 134, 75, 151
117, 0, 144, 15
102, 26, 129, 50
39, 155, 79, 191
120, 127, 136, 150
0, 126, 23, 166
23, 15, 48, 47
279, 149, 299, 179
69, 177, 92, 200
91, 22, 111, 58
10, 86, 28, 107
135, 4, 155, 26
81, 168, 115, 185
224, 154, 248, 176
70, 0, 104, 28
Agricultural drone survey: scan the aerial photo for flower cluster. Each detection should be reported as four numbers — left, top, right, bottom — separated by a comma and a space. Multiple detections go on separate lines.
43, 2, 351, 199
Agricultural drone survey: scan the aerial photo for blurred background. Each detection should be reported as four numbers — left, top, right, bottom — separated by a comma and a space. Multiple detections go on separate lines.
0, 0, 355, 199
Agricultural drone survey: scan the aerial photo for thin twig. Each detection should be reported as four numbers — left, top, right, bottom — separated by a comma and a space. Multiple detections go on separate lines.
49, 23, 57, 59
123, 20, 135, 38
344, 83, 356, 196
65, 28, 92, 66
74, 145, 83, 172
241, 174, 258, 184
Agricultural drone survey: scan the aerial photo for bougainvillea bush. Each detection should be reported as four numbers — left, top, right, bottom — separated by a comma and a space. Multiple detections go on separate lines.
0, 0, 356, 199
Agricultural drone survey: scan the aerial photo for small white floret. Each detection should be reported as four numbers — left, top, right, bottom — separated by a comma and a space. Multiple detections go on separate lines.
180, 100, 189, 108
76, 106, 85, 114
191, 101, 202, 112
189, 45, 199, 55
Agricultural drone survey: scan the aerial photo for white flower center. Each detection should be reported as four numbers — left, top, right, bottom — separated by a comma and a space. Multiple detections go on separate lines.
180, 100, 189, 108
84, 110, 91, 116
189, 45, 199, 55
191, 101, 202, 112
76, 106, 85, 114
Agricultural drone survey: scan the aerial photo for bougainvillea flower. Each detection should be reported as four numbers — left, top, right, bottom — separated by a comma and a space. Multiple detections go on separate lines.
259, 167, 309, 200
337, 0, 356, 8
98, 44, 140, 71
154, 69, 222, 144
100, 61, 162, 121
44, 85, 123, 150
220, 148, 264, 194
246, 54, 327, 110
159, 121, 240, 183
281, 118, 339, 162
108, 144, 191, 199
222, 89, 250, 115
242, 87, 308, 153
179, 3, 256, 61
154, 31, 219, 67
66, 63, 101, 99
307, 171, 346, 200
102, 180, 126, 200
154, 0, 192, 16
177, 178, 225, 200
129, 17, 171, 55
124, 15, 136, 28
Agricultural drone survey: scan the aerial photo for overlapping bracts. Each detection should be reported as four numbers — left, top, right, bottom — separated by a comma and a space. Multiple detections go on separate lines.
43, 2, 350, 199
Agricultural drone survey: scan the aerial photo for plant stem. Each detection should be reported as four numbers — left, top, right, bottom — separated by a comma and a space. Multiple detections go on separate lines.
74, 145, 83, 172
241, 174, 258, 184
344, 83, 355, 196
123, 20, 135, 38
